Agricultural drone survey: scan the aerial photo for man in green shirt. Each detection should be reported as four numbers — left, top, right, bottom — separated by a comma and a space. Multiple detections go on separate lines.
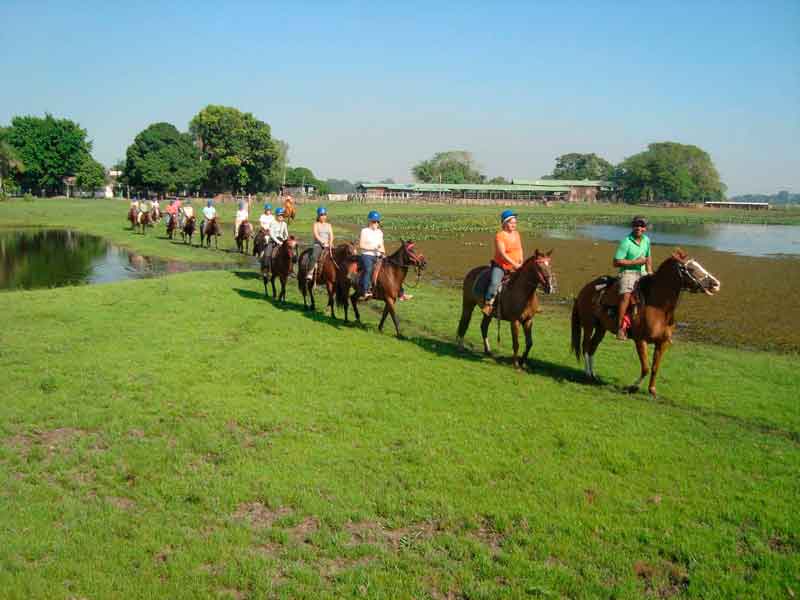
613, 216, 653, 340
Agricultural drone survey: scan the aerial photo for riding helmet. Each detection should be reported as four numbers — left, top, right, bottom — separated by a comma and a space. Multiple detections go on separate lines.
264, 203, 272, 211
632, 216, 648, 227
500, 209, 517, 224
275, 207, 285, 216
207, 200, 213, 207
317, 206, 327, 217
368, 210, 381, 222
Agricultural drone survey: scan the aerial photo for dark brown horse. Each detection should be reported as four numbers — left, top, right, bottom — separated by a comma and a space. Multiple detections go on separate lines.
202, 217, 222, 249
253, 229, 268, 257
456, 250, 555, 369
137, 209, 153, 234
181, 216, 196, 245
261, 236, 298, 301
298, 242, 359, 318
235, 220, 254, 254
571, 249, 720, 398
165, 213, 178, 239
349, 240, 426, 337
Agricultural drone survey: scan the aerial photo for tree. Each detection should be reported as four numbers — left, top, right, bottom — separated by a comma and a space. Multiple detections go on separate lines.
189, 105, 279, 193
0, 127, 24, 194
325, 179, 356, 194
285, 166, 329, 195
123, 122, 206, 194
548, 153, 613, 180
488, 176, 510, 184
412, 151, 485, 184
612, 142, 726, 204
4, 114, 92, 195
75, 156, 106, 192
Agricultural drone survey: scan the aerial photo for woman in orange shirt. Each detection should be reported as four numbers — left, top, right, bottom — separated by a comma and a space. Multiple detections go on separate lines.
482, 209, 524, 315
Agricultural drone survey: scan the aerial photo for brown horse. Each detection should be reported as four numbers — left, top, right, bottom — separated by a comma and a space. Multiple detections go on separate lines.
127, 207, 138, 229
202, 217, 222, 249
235, 220, 254, 254
150, 206, 160, 223
181, 216, 196, 245
349, 240, 427, 337
283, 197, 296, 223
261, 236, 298, 301
456, 250, 555, 369
253, 229, 268, 257
165, 213, 178, 239
571, 249, 720, 398
137, 209, 153, 234
298, 242, 359, 318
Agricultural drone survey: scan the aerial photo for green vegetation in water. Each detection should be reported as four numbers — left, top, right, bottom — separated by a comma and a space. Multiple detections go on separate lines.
0, 266, 798, 598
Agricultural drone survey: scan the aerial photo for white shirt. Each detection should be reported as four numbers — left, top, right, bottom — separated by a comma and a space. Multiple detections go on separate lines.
359, 227, 384, 256
203, 206, 216, 220
259, 213, 275, 230
268, 220, 288, 243
236, 208, 249, 222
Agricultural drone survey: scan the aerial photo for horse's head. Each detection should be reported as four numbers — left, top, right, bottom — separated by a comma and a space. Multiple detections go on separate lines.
521, 249, 556, 294
401, 240, 427, 269
671, 249, 721, 295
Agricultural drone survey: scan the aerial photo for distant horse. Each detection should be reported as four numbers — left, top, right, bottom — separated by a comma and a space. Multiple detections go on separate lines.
235, 220, 254, 254
127, 207, 138, 229
165, 213, 178, 239
137, 210, 153, 234
150, 205, 160, 223
181, 216, 196, 245
457, 250, 555, 369
253, 229, 268, 257
283, 197, 296, 223
350, 240, 426, 337
571, 249, 720, 398
298, 242, 359, 318
260, 236, 298, 301
202, 217, 222, 249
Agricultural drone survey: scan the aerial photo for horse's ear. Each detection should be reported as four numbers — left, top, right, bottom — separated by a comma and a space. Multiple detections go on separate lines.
547, 249, 554, 257
534, 248, 542, 257
672, 247, 687, 262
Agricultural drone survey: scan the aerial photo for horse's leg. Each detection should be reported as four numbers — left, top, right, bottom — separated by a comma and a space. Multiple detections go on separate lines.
271, 274, 277, 299
520, 317, 534, 368
280, 276, 287, 302
378, 302, 390, 331
628, 339, 650, 393
648, 340, 671, 399
456, 300, 476, 351
350, 292, 361, 322
385, 298, 401, 337
480, 315, 492, 355
510, 320, 521, 369
326, 281, 335, 318
587, 327, 606, 381
581, 322, 595, 379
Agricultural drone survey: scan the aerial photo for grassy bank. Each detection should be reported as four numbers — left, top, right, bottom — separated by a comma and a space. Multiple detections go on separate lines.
1, 267, 798, 598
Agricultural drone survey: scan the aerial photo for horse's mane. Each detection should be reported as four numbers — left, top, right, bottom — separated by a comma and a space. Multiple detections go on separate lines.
508, 250, 547, 285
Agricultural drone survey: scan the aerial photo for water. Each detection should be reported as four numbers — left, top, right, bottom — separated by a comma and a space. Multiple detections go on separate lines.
560, 223, 800, 257
0, 229, 241, 291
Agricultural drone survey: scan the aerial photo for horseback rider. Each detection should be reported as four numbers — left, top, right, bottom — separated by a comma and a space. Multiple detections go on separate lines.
151, 197, 160, 220
358, 210, 385, 300
234, 199, 249, 240
264, 207, 289, 270
165, 199, 178, 226
258, 203, 275, 238
482, 209, 524, 316
307, 206, 334, 281
613, 215, 653, 340
200, 199, 216, 235
180, 199, 194, 228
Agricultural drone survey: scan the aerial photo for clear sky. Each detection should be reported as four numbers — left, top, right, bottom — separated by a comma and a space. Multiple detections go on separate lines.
1, 1, 798, 195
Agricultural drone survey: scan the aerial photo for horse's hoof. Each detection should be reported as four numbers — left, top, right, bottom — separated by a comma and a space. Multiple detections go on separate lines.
649, 389, 658, 400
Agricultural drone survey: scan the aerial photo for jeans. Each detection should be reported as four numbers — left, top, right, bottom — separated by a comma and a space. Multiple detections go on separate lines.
360, 254, 378, 295
485, 265, 505, 302
264, 241, 277, 269
311, 243, 324, 265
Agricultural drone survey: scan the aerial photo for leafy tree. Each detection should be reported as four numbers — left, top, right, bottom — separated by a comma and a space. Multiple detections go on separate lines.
549, 152, 613, 180
123, 122, 206, 193
269, 139, 289, 190
325, 179, 356, 194
0, 127, 25, 193
4, 114, 92, 195
75, 156, 106, 192
189, 105, 279, 193
412, 151, 485, 184
285, 166, 329, 195
488, 176, 510, 184
612, 142, 725, 204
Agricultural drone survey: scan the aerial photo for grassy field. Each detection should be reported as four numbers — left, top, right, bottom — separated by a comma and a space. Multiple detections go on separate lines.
1, 198, 799, 598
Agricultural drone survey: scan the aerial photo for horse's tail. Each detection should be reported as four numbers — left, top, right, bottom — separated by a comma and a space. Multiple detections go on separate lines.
570, 299, 581, 362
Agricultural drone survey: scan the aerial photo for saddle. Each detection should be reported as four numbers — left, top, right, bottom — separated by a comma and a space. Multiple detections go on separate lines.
594, 274, 650, 320
472, 266, 511, 305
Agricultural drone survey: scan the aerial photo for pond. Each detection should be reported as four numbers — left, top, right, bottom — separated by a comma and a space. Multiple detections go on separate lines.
0, 229, 242, 291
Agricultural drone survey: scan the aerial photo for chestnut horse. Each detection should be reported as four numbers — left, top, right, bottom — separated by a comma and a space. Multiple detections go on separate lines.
349, 240, 426, 337
202, 217, 222, 249
456, 250, 555, 369
298, 242, 359, 318
181, 216, 196, 245
283, 197, 296, 223
571, 249, 720, 398
165, 213, 178, 239
260, 236, 298, 301
137, 209, 153, 234
235, 220, 254, 254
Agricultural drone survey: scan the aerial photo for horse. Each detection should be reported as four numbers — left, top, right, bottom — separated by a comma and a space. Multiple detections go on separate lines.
349, 240, 427, 337
571, 249, 720, 398
260, 236, 298, 302
283, 197, 296, 223
150, 206, 160, 223
127, 207, 138, 229
235, 220, 254, 254
201, 217, 222, 249
137, 209, 153, 234
253, 229, 268, 257
165, 213, 178, 239
298, 242, 359, 318
456, 250, 555, 369
181, 216, 196, 245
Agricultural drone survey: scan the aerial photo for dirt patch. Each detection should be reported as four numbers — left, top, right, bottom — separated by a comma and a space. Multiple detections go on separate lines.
127, 429, 146, 439
318, 557, 374, 580
345, 520, 439, 550
470, 519, 503, 555
584, 488, 598, 505
286, 517, 319, 544
634, 560, 689, 597
5, 427, 86, 458
233, 502, 293, 529
768, 535, 797, 554
251, 543, 282, 557
198, 562, 224, 576
154, 546, 173, 564
107, 496, 136, 511
217, 588, 245, 599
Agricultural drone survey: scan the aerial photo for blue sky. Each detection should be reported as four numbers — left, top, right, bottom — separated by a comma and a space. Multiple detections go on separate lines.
1, 1, 798, 195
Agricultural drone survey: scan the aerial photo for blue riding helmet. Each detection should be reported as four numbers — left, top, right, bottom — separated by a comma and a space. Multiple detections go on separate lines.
368, 210, 381, 222
238, 201, 245, 209
264, 203, 272, 211
500, 209, 517, 224
207, 200, 213, 207
316, 206, 327, 217
275, 207, 286, 216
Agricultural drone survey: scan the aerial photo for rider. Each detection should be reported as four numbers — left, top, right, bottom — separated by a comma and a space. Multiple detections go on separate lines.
482, 209, 523, 316
258, 203, 275, 239
308, 206, 334, 280
165, 199, 178, 226
151, 197, 160, 220
181, 200, 194, 228
264, 207, 289, 270
234, 200, 249, 240
358, 210, 385, 300
613, 215, 653, 340
200, 199, 216, 235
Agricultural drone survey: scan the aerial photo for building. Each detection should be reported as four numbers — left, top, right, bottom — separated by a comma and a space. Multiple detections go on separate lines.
511, 179, 613, 202
704, 201, 769, 210
355, 182, 572, 201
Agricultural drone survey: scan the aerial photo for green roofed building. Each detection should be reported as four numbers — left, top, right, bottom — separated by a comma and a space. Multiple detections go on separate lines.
355, 180, 613, 202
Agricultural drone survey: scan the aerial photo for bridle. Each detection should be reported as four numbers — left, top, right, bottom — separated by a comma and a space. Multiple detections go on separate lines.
675, 259, 713, 294
385, 241, 427, 287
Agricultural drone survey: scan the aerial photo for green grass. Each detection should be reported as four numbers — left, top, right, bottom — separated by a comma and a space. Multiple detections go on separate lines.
1, 197, 798, 598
